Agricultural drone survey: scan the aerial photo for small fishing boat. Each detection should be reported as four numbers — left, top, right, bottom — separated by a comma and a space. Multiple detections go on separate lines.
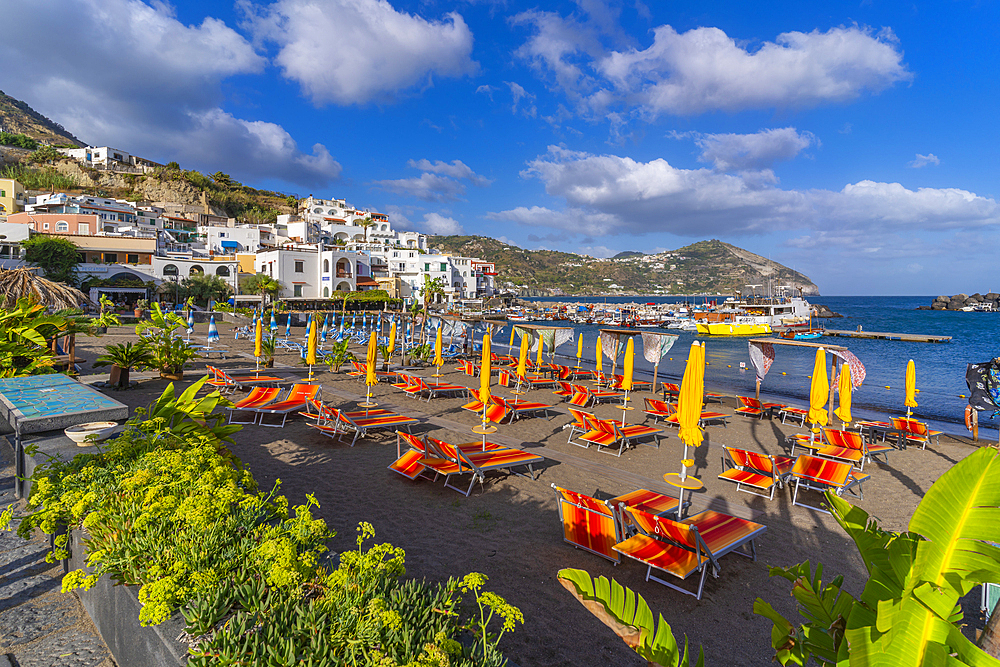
778, 329, 823, 341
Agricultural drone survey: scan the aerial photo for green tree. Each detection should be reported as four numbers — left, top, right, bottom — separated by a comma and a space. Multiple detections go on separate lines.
0, 132, 38, 150
211, 171, 234, 187
29, 145, 60, 164
21, 235, 80, 285
420, 275, 445, 342
240, 273, 283, 305
181, 273, 230, 307
165, 161, 180, 171
357, 217, 376, 243
285, 195, 297, 209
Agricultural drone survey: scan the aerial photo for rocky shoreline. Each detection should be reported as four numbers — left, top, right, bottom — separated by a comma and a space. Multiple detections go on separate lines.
921, 293, 999, 311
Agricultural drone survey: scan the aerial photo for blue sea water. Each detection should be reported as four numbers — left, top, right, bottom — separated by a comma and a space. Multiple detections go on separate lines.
515, 295, 1000, 437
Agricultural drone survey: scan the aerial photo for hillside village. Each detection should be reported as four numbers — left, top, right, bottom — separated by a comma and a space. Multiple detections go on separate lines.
0, 92, 817, 306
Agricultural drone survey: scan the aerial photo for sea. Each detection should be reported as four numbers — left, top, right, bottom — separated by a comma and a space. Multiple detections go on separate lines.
512, 295, 999, 438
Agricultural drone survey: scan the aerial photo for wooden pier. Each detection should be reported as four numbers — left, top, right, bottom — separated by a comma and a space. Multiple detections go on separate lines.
822, 329, 952, 343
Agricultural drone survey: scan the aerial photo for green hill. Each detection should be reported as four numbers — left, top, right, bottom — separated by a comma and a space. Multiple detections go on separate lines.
0, 90, 84, 146
428, 236, 819, 296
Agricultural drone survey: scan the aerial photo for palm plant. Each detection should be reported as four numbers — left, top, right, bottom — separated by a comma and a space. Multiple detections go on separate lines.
260, 335, 276, 368
137, 303, 199, 379
357, 217, 376, 243
0, 267, 91, 310
93, 341, 154, 389
322, 340, 356, 373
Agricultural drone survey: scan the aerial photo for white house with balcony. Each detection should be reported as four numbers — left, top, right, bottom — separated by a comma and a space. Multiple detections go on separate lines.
200, 225, 262, 254
254, 244, 370, 299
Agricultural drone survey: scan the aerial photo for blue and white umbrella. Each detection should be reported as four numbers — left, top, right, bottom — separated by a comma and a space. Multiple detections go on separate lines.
269, 308, 277, 332
186, 309, 194, 341
207, 315, 220, 349
351, 314, 356, 329
284, 313, 292, 338
321, 314, 329, 345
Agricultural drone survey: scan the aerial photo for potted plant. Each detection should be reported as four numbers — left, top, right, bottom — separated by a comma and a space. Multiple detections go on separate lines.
261, 335, 276, 369
134, 298, 148, 319
95, 294, 121, 333
322, 340, 356, 374
92, 341, 154, 389
138, 303, 200, 380
378, 343, 391, 372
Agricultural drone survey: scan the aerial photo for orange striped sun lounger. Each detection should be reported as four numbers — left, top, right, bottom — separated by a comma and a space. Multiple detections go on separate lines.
612, 507, 766, 600
227, 387, 283, 424
566, 408, 595, 444
577, 415, 664, 457
249, 384, 321, 427
646, 398, 728, 429
891, 417, 942, 450
815, 428, 866, 468
492, 396, 557, 423
610, 374, 652, 391
388, 432, 531, 495
552, 485, 622, 563
610, 489, 681, 535
311, 406, 419, 447
460, 397, 508, 424
778, 405, 809, 425
421, 436, 544, 496
403, 376, 470, 402
553, 381, 576, 400
790, 455, 870, 513
661, 382, 680, 400
718, 447, 794, 500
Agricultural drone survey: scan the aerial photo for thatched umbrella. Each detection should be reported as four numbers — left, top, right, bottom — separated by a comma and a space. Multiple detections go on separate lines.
0, 267, 92, 310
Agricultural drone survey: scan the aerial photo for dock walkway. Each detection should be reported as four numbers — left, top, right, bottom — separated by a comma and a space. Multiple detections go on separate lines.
822, 329, 951, 343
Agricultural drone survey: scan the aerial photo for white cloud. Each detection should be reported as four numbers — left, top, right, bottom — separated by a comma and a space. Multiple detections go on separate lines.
512, 15, 910, 117
506, 81, 537, 117
488, 146, 1000, 238
371, 173, 467, 202
909, 153, 940, 168
690, 128, 817, 172
407, 159, 491, 186
392, 209, 464, 235
0, 0, 340, 187
247, 0, 477, 105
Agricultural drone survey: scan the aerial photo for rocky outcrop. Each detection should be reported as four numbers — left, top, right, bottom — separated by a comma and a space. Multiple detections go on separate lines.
813, 304, 843, 318
925, 293, 1000, 311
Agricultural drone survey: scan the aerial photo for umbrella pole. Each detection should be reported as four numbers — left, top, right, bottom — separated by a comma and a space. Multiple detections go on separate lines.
755, 377, 761, 402
828, 357, 836, 425
652, 362, 659, 396
621, 390, 629, 426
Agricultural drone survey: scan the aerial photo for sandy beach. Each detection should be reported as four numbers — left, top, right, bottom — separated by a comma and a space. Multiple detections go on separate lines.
65, 323, 988, 666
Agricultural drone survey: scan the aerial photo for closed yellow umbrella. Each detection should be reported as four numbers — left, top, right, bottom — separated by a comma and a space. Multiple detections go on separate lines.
595, 336, 603, 378
509, 325, 516, 348
834, 364, 852, 425
306, 318, 317, 366
621, 338, 634, 392
479, 333, 492, 403
516, 332, 529, 379
677, 341, 705, 452
535, 334, 544, 369
388, 321, 397, 365
434, 326, 444, 368
366, 331, 377, 386
904, 359, 917, 417
576, 334, 583, 368
254, 316, 263, 361
807, 347, 829, 435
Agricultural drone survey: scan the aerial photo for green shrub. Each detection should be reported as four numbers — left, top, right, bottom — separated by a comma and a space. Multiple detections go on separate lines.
0, 164, 80, 190
0, 131, 38, 150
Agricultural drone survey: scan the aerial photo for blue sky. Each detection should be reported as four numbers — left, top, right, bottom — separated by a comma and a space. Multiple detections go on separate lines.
3, 0, 998, 295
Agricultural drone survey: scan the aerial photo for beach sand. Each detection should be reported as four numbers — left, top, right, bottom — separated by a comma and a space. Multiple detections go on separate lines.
67, 323, 988, 666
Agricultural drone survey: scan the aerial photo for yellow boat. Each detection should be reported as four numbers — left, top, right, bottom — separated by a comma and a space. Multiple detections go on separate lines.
696, 320, 772, 336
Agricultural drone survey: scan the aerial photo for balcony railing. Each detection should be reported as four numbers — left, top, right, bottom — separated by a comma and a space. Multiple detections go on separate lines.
336, 271, 352, 278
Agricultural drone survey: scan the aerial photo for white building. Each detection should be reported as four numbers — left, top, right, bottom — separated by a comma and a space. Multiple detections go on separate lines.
57, 146, 161, 170
200, 225, 263, 254
254, 244, 373, 299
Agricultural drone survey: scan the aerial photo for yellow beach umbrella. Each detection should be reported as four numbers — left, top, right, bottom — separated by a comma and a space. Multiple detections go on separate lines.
621, 337, 634, 392
366, 331, 377, 386
509, 325, 516, 348
388, 321, 397, 364
479, 333, 492, 403
904, 359, 917, 417
807, 347, 829, 435
434, 326, 444, 368
576, 334, 583, 368
677, 341, 705, 454
595, 336, 603, 378
254, 316, 263, 359
516, 332, 529, 379
306, 318, 317, 366
834, 364, 852, 425
535, 334, 544, 369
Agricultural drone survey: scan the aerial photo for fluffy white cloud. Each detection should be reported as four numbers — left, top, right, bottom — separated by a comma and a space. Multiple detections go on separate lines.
909, 153, 941, 168
407, 159, 491, 186
0, 0, 340, 187
598, 26, 910, 115
489, 146, 1000, 237
513, 15, 910, 117
506, 82, 538, 117
689, 128, 817, 172
371, 173, 467, 202
248, 0, 476, 105
420, 212, 464, 235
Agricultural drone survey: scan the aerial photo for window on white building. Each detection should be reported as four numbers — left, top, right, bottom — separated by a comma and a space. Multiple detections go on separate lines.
56, 221, 69, 232
295, 261, 304, 272
79, 223, 90, 235
43, 222, 49, 230
294, 284, 303, 297
324, 259, 330, 272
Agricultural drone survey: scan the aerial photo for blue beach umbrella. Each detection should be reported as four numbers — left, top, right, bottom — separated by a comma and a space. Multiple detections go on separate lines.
186, 309, 194, 339
207, 315, 220, 348
270, 308, 277, 332
321, 314, 329, 344
351, 314, 356, 329
284, 314, 292, 338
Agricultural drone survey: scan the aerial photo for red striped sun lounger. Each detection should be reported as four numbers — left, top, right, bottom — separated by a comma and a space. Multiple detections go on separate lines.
248, 384, 320, 427
552, 485, 622, 563
718, 447, 794, 500
790, 455, 870, 513
226, 387, 283, 424
310, 406, 418, 447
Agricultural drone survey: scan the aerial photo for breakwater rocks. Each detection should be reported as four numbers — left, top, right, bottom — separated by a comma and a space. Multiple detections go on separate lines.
814, 304, 843, 318
922, 293, 999, 311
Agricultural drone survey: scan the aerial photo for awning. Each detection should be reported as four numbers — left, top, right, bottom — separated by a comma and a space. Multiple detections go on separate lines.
220, 240, 238, 248
355, 276, 379, 286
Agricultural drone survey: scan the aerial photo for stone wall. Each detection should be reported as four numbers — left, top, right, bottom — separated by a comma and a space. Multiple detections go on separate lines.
926, 293, 1000, 310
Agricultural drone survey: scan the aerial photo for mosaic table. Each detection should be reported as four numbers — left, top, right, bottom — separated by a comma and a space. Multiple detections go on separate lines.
0, 374, 128, 498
